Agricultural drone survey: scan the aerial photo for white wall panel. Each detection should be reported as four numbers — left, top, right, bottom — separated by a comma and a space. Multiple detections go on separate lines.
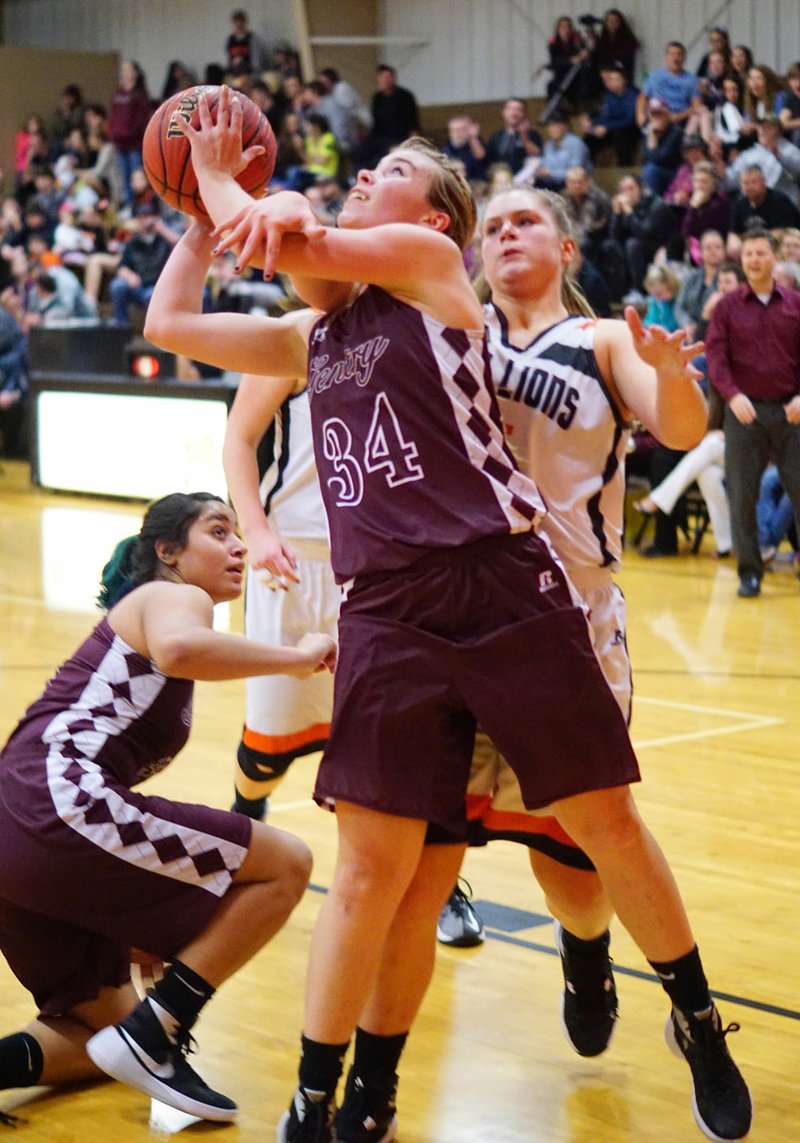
2, 0, 794, 109
3, 0, 297, 97
378, 0, 793, 107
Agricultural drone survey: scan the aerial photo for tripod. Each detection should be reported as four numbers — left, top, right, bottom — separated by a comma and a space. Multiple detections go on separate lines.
540, 59, 585, 121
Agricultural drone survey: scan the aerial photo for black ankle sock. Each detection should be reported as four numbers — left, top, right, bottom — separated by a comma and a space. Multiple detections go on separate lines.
352, 1028, 407, 1083
151, 959, 216, 1031
298, 1034, 349, 1098
649, 945, 711, 1014
232, 787, 268, 820
0, 1032, 44, 1089
561, 928, 611, 958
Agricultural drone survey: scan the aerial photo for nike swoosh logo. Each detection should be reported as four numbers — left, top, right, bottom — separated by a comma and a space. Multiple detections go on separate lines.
173, 973, 206, 997
119, 1027, 175, 1079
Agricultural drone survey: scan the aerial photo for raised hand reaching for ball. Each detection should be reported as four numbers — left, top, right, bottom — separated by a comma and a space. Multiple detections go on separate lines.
142, 83, 276, 219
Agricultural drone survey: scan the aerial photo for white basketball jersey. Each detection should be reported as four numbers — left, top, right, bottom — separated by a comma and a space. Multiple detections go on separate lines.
485, 306, 631, 571
259, 388, 330, 543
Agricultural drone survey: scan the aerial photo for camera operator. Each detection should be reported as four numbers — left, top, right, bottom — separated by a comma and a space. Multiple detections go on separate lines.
536, 16, 590, 113
585, 10, 640, 85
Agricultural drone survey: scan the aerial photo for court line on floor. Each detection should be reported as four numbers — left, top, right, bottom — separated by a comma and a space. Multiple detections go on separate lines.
480, 931, 800, 1022
301, 882, 799, 1024
269, 706, 782, 816
638, 667, 800, 682
269, 699, 780, 818
629, 695, 782, 750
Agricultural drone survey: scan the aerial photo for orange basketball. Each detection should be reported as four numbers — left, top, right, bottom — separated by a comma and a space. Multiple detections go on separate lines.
142, 85, 276, 220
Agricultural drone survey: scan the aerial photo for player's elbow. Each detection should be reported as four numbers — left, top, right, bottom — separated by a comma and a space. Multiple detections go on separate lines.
659, 417, 706, 451
143, 306, 168, 348
151, 634, 200, 678
669, 429, 704, 450
143, 309, 190, 357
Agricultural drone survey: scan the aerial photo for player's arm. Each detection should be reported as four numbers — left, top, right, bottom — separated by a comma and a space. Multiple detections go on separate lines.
223, 372, 302, 585
595, 306, 707, 449
177, 88, 337, 292
143, 220, 315, 377
140, 583, 335, 681
289, 276, 355, 313
183, 88, 479, 323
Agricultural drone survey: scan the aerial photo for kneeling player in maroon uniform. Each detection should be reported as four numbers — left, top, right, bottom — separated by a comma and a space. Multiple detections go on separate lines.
0, 492, 334, 1122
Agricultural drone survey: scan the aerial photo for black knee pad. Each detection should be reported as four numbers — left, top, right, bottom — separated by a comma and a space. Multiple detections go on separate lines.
236, 740, 297, 783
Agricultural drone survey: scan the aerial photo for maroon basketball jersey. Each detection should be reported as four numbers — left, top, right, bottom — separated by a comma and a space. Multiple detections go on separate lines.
1, 617, 193, 809
307, 288, 545, 580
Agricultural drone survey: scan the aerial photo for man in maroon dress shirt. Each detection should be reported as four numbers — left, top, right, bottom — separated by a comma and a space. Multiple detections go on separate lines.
706, 227, 800, 596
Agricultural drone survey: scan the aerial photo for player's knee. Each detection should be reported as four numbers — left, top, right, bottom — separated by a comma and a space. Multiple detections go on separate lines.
237, 740, 297, 784
251, 823, 312, 906
557, 787, 644, 856
282, 835, 314, 905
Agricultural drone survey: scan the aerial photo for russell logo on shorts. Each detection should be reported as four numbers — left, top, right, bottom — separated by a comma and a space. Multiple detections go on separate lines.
538, 569, 558, 594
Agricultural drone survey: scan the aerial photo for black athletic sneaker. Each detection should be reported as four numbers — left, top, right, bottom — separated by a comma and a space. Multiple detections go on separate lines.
554, 920, 618, 1057
665, 1004, 753, 1141
86, 998, 237, 1122
276, 1087, 336, 1143
334, 1068, 398, 1143
436, 880, 485, 948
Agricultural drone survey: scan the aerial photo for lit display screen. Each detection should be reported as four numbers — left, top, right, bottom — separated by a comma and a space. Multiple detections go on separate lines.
36, 390, 229, 501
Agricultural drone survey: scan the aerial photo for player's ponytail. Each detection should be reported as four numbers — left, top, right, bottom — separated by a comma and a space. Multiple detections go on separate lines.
97, 536, 139, 610
561, 272, 595, 319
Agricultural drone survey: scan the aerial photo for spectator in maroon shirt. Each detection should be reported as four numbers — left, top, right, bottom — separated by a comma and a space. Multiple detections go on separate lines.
681, 162, 731, 248
706, 227, 800, 596
107, 60, 153, 208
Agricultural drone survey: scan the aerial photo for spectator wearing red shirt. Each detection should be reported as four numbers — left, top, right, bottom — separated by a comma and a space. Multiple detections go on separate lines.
706, 227, 800, 596
107, 60, 153, 208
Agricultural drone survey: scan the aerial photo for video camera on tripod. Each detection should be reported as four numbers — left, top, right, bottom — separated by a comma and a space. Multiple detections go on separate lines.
540, 15, 599, 122
577, 13, 603, 32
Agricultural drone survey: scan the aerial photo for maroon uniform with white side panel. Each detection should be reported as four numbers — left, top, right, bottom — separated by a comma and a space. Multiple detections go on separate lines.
0, 617, 251, 1014
304, 288, 639, 833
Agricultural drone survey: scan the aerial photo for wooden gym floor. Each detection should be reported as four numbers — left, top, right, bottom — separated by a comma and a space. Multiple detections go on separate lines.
0, 471, 797, 1142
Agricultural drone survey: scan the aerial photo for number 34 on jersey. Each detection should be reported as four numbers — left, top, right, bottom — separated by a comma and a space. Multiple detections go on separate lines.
321, 392, 424, 507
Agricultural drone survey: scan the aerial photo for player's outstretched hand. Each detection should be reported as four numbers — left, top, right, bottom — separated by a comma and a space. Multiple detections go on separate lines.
294, 633, 337, 678
177, 85, 265, 180
625, 305, 704, 381
212, 191, 327, 281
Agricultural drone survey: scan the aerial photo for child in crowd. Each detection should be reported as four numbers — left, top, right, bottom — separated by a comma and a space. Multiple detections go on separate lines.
643, 263, 682, 332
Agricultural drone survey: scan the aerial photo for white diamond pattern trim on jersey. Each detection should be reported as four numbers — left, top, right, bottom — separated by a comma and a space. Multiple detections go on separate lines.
44, 637, 247, 897
421, 314, 546, 529
42, 647, 168, 752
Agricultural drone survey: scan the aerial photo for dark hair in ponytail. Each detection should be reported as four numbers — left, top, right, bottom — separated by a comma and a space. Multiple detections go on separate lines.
97, 491, 223, 610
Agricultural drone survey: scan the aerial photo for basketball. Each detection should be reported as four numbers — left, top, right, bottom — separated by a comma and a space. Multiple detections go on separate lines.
142, 85, 276, 220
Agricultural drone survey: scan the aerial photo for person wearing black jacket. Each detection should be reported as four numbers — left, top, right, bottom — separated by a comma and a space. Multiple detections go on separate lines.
361, 64, 420, 164
601, 173, 674, 301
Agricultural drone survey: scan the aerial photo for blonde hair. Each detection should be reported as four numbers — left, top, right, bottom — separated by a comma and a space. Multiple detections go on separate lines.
692, 160, 719, 185
644, 263, 682, 297
391, 136, 477, 253
482, 186, 596, 318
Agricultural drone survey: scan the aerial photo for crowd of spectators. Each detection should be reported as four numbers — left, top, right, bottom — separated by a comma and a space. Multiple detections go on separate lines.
2, 7, 800, 579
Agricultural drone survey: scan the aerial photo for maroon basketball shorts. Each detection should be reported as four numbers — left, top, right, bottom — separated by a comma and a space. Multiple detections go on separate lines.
0, 785, 252, 1016
313, 532, 640, 838
465, 571, 633, 866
